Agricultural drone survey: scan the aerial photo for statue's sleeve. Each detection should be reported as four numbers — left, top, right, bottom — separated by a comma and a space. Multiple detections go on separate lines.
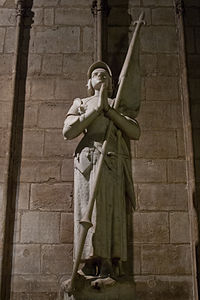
66, 98, 82, 117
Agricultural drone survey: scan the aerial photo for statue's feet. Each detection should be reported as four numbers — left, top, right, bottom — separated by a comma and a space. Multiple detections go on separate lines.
91, 277, 116, 289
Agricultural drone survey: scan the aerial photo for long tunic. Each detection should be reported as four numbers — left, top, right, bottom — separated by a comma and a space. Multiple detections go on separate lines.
63, 96, 136, 262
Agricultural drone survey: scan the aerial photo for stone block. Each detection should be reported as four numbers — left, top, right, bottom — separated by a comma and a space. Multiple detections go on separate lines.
55, 78, 86, 100
11, 274, 58, 293
20, 159, 61, 183
141, 27, 177, 53
140, 54, 157, 76
17, 183, 30, 210
137, 102, 182, 130
0, 27, 5, 52
156, 54, 179, 75
44, 8, 54, 26
13, 212, 21, 244
22, 130, 44, 158
141, 245, 192, 275
26, 54, 42, 75
10, 293, 29, 300
12, 244, 40, 274
0, 102, 10, 127
83, 27, 94, 53
63, 54, 93, 80
61, 159, 74, 181
23, 103, 38, 128
135, 276, 193, 300
142, 0, 173, 6
137, 130, 177, 158
41, 244, 73, 274
4, 26, 15, 53
30, 183, 73, 212
176, 129, 185, 158
28, 293, 57, 300
167, 159, 187, 183
32, 8, 44, 25
60, 213, 74, 243
38, 102, 66, 129
21, 211, 60, 243
132, 159, 167, 183
127, 245, 141, 275
44, 130, 80, 157
31, 78, 54, 100
170, 212, 190, 243
0, 0, 6, 6
0, 54, 12, 74
152, 8, 175, 25
42, 54, 62, 75
0, 158, 5, 182
19, 79, 31, 101
32, 27, 80, 54
145, 76, 178, 101
0, 129, 8, 156
33, 0, 59, 7
132, 212, 169, 243
55, 8, 92, 26
0, 9, 15, 26
138, 183, 188, 211
0, 76, 12, 100
60, 0, 95, 6
129, 8, 151, 26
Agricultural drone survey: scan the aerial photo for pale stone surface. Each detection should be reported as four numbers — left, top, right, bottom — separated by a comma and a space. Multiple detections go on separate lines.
138, 102, 182, 129
133, 212, 169, 243
4, 26, 15, 53
41, 244, 73, 274
0, 9, 15, 26
167, 159, 187, 183
170, 212, 190, 243
23, 104, 38, 128
137, 130, 177, 158
33, 0, 59, 7
32, 27, 80, 54
156, 54, 179, 75
0, 158, 5, 182
55, 79, 86, 100
60, 213, 74, 243
83, 27, 94, 53
141, 27, 177, 53
30, 183, 73, 211
176, 129, 186, 158
132, 159, 167, 183
44, 130, 79, 157
22, 130, 44, 158
0, 27, 5, 52
33, 8, 44, 26
61, 159, 74, 181
60, 0, 95, 6
20, 160, 60, 183
42, 54, 63, 75
18, 183, 30, 210
0, 102, 10, 127
145, 76, 178, 101
142, 0, 173, 6
63, 54, 93, 79
44, 8, 54, 26
141, 245, 192, 275
0, 54, 12, 74
12, 244, 40, 274
138, 183, 188, 211
21, 211, 60, 243
31, 78, 54, 100
55, 8, 92, 26
27, 54, 42, 75
0, 76, 12, 100
38, 102, 66, 128
0, 129, 8, 156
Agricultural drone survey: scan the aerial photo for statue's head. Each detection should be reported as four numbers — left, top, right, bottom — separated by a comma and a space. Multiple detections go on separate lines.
87, 61, 113, 97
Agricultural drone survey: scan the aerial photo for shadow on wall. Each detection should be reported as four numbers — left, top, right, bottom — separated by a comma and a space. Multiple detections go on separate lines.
184, 0, 200, 293
107, 0, 134, 276
0, 2, 34, 299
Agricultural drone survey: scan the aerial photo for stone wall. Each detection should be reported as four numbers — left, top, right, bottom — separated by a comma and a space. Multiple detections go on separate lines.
0, 0, 198, 299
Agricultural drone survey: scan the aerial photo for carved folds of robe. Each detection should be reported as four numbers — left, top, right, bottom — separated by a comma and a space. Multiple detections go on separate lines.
63, 97, 136, 262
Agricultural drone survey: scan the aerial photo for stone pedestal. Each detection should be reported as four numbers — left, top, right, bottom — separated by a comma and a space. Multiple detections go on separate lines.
62, 279, 136, 300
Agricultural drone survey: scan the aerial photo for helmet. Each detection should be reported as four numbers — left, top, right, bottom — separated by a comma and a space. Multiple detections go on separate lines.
87, 61, 112, 79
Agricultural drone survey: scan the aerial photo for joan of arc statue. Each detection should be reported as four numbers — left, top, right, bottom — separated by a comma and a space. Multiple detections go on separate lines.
63, 61, 140, 279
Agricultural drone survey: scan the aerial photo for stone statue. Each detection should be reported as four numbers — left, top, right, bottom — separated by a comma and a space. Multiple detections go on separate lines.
63, 61, 140, 283
62, 12, 144, 295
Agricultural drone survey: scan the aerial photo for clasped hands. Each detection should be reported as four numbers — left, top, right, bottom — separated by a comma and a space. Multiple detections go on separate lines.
97, 83, 110, 113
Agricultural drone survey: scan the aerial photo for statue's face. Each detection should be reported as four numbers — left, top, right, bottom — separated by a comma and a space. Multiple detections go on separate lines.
91, 68, 109, 91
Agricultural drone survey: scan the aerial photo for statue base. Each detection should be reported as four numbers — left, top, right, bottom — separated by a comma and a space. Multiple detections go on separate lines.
60, 275, 136, 300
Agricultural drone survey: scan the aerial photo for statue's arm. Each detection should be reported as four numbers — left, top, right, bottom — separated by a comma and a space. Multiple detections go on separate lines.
63, 108, 101, 140
105, 107, 140, 140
